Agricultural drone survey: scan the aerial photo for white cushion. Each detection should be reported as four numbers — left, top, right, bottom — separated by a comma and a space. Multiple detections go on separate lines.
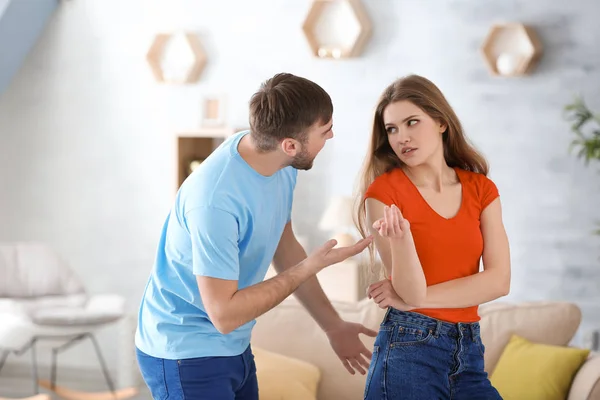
0, 312, 35, 350
8, 294, 88, 316
31, 307, 121, 326
0, 242, 84, 298
31, 294, 125, 326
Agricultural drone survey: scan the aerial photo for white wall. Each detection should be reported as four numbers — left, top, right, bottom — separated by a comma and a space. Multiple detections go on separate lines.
1, 0, 599, 376
0, 0, 58, 94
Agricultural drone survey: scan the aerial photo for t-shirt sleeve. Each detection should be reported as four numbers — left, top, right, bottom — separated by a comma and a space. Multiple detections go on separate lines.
481, 175, 500, 210
364, 177, 394, 206
185, 206, 240, 280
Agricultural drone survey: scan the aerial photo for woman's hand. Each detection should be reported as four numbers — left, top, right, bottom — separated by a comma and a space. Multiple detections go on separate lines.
367, 279, 416, 311
372, 205, 410, 240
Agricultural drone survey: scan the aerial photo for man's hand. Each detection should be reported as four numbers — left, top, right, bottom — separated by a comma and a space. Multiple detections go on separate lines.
367, 279, 416, 311
305, 236, 372, 273
324, 320, 377, 375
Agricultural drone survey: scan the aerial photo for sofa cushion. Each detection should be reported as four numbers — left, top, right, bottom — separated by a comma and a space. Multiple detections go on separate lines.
490, 334, 590, 400
568, 352, 600, 400
254, 346, 321, 400
252, 298, 386, 400
479, 302, 581, 374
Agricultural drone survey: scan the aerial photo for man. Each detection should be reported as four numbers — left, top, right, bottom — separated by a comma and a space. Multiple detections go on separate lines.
135, 73, 375, 399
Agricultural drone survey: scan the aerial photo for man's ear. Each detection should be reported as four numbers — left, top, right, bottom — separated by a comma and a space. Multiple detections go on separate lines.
280, 138, 299, 157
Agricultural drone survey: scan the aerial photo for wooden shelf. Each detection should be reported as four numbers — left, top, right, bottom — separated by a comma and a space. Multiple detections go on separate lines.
481, 23, 543, 77
176, 136, 224, 188
302, 0, 372, 59
146, 32, 207, 84
175, 128, 248, 189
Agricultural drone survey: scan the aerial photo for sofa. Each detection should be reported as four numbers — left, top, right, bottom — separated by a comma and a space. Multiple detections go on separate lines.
252, 299, 600, 400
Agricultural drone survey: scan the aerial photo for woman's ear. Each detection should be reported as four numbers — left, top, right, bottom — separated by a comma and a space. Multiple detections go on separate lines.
439, 121, 448, 134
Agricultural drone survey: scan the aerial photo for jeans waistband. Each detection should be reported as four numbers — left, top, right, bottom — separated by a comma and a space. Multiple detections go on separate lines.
384, 308, 480, 339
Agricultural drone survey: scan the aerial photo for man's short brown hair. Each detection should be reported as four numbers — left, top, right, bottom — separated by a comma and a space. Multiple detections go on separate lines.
248, 73, 333, 152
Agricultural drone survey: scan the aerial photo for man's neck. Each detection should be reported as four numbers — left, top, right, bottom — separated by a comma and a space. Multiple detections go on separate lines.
237, 133, 287, 177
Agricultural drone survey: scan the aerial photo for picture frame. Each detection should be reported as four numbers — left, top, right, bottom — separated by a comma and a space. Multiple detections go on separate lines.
200, 95, 226, 127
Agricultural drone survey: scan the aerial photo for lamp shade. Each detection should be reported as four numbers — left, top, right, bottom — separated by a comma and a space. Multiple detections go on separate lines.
318, 196, 355, 231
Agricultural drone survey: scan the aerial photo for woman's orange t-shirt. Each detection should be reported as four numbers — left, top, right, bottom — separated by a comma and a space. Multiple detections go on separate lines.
364, 167, 499, 323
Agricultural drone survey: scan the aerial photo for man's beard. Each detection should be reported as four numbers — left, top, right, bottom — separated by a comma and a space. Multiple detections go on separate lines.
289, 145, 314, 170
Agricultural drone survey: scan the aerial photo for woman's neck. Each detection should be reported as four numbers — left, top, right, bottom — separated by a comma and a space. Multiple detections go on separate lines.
403, 159, 457, 192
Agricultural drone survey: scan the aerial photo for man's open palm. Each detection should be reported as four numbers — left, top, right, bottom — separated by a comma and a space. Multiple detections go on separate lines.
310, 237, 372, 270
325, 321, 378, 375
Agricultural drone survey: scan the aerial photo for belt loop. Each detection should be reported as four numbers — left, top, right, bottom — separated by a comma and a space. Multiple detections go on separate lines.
383, 307, 392, 323
434, 321, 442, 338
470, 324, 477, 340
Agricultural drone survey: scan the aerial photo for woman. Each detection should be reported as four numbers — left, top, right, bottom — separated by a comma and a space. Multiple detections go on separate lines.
356, 75, 510, 399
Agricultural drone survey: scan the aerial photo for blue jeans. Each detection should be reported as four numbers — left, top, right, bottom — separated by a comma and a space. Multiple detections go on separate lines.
136, 345, 258, 400
364, 309, 502, 400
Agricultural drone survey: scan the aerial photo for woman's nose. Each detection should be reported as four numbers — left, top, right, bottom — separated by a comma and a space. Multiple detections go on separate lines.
395, 130, 410, 144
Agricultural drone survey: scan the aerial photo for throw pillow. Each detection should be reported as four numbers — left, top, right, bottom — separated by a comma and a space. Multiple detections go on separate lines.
490, 334, 590, 400
253, 346, 321, 400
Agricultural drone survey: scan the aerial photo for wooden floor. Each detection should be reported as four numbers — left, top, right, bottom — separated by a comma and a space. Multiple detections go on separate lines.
0, 374, 150, 400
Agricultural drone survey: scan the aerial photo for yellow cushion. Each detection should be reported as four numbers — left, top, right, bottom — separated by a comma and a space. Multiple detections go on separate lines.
253, 346, 321, 400
490, 334, 590, 400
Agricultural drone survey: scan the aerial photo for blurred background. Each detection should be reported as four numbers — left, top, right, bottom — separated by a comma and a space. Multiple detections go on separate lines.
0, 0, 599, 398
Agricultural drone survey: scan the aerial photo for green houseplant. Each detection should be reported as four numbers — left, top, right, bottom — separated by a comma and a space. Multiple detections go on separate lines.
564, 96, 600, 165
564, 96, 600, 235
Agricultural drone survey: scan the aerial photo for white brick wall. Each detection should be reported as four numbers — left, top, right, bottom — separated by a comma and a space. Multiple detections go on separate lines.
0, 0, 599, 372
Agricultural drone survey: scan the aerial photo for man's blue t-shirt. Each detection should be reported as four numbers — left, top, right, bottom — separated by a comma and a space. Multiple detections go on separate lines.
135, 130, 297, 359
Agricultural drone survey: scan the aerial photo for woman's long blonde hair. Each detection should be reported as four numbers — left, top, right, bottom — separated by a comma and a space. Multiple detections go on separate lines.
353, 75, 489, 275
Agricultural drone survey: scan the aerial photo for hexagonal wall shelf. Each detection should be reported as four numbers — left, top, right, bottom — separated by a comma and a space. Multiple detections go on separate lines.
302, 0, 372, 59
146, 32, 207, 84
481, 23, 543, 77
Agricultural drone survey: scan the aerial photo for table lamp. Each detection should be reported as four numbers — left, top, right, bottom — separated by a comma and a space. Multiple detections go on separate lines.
318, 196, 357, 247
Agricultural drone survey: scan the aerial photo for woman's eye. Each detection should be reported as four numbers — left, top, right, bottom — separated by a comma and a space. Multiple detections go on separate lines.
407, 120, 418, 126
386, 127, 397, 134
